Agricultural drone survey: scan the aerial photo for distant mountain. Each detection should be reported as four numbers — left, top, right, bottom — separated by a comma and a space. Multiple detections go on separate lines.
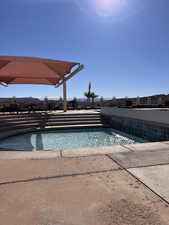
0, 97, 41, 104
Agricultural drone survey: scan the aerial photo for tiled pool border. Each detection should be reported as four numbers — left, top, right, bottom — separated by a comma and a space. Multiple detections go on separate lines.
102, 115, 169, 141
101, 107, 169, 142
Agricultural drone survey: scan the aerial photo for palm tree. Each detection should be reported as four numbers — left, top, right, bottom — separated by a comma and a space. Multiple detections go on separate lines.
11, 96, 18, 114
72, 97, 78, 109
12, 96, 17, 104
58, 97, 63, 109
59, 97, 63, 103
44, 96, 49, 110
100, 97, 104, 107
91, 92, 99, 105
28, 96, 33, 104
84, 82, 92, 103
27, 97, 34, 112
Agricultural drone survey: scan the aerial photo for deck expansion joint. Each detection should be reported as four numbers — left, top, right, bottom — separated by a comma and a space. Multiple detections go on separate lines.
106, 154, 169, 206
0, 168, 123, 186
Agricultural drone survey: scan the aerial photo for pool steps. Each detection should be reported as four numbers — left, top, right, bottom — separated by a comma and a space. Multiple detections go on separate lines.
0, 112, 108, 140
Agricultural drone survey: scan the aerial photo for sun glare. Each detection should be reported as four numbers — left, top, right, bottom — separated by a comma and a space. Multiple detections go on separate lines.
90, 0, 127, 17
97, 0, 122, 8
75, 0, 141, 23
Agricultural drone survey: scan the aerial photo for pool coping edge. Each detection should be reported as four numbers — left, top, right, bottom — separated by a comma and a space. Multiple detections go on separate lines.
0, 141, 168, 160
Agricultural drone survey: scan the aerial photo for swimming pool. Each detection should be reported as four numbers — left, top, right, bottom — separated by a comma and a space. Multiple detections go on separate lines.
0, 128, 149, 151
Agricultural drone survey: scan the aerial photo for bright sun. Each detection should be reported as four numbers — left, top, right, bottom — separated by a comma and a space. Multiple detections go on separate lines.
75, 0, 140, 23
91, 0, 127, 17
98, 0, 122, 7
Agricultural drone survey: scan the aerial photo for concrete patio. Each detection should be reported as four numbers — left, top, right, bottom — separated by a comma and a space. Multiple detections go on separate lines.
0, 141, 169, 225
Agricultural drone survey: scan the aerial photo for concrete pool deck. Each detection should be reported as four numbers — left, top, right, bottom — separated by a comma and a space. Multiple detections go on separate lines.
0, 141, 169, 224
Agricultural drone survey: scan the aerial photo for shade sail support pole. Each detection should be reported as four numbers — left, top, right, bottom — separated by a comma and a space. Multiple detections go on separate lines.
0, 82, 8, 87
63, 77, 67, 112
55, 64, 84, 88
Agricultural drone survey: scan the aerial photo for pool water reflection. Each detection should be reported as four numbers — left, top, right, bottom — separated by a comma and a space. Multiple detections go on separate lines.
0, 128, 149, 151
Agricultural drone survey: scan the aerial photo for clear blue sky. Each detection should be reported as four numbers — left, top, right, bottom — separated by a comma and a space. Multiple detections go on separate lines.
0, 0, 169, 99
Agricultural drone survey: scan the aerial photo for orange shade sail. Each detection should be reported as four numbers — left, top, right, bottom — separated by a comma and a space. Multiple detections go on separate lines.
0, 56, 82, 86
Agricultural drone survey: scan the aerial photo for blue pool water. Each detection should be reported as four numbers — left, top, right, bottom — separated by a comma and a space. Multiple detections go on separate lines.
0, 128, 148, 151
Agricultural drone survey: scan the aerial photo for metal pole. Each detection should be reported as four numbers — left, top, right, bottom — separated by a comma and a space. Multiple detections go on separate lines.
63, 78, 67, 112
55, 64, 84, 88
